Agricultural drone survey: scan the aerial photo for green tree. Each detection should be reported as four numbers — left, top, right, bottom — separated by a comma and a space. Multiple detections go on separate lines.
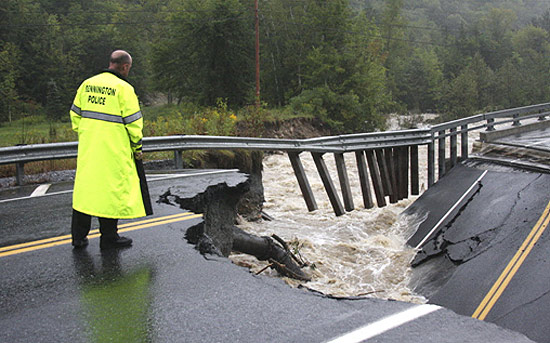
0, 41, 20, 123
152, 0, 254, 107
379, 0, 410, 110
400, 48, 444, 112
443, 53, 493, 118
477, 8, 516, 70
493, 57, 526, 108
509, 26, 550, 105
288, 5, 390, 133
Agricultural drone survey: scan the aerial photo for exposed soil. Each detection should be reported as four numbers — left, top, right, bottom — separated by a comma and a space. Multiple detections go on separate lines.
261, 118, 332, 139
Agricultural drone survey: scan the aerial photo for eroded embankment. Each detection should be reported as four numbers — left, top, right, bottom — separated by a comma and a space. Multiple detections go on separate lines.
158, 170, 311, 281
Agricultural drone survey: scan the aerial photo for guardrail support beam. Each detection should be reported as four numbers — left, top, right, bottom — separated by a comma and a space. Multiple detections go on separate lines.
16, 162, 25, 186
486, 118, 496, 131
393, 148, 402, 200
438, 130, 446, 180
450, 127, 458, 168
461, 124, 469, 159
174, 150, 183, 169
334, 153, 354, 212
512, 113, 521, 126
428, 142, 435, 187
366, 150, 386, 207
375, 149, 392, 197
385, 148, 399, 203
538, 110, 547, 121
355, 151, 374, 209
288, 152, 317, 212
398, 146, 409, 200
312, 152, 345, 216
410, 145, 419, 195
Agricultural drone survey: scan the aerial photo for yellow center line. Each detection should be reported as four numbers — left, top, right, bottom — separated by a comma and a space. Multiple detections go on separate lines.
0, 212, 202, 258
472, 200, 550, 320
0, 212, 196, 253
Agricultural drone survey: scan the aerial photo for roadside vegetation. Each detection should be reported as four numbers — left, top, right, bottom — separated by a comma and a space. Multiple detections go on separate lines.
0, 100, 301, 178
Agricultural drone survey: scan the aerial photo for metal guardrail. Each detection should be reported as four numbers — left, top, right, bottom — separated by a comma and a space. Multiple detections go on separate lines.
1, 102, 550, 187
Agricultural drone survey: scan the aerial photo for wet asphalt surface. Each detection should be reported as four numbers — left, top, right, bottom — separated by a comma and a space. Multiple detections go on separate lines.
494, 125, 550, 152
406, 125, 550, 343
0, 162, 543, 341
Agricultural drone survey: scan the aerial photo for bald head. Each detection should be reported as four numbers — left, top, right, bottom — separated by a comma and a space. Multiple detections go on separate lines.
109, 50, 133, 77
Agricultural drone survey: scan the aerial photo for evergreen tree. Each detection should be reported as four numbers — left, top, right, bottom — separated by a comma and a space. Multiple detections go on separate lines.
0, 41, 20, 123
152, 0, 254, 107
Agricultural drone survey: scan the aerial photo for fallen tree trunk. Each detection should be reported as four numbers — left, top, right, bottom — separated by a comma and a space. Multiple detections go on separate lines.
184, 222, 310, 281
232, 226, 311, 281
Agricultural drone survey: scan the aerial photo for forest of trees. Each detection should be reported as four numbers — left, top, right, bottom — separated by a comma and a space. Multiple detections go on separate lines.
2, 0, 550, 133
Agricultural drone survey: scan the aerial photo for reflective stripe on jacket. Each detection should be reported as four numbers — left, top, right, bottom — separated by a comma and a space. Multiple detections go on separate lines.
70, 70, 146, 219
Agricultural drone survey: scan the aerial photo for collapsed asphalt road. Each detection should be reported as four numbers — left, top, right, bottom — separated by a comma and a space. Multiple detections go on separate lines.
408, 162, 550, 343
0, 168, 535, 342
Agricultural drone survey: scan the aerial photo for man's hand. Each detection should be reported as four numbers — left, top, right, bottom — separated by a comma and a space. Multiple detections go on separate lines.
134, 151, 143, 160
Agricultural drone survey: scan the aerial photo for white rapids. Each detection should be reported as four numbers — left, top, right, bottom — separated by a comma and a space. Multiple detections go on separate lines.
231, 151, 428, 303
230, 114, 523, 303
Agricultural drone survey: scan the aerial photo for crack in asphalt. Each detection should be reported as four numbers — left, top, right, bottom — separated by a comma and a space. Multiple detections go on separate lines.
414, 173, 543, 267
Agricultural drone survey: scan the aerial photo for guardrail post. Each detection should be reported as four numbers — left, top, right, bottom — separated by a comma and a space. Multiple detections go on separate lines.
538, 110, 547, 121
288, 152, 318, 212
366, 150, 386, 207
398, 146, 409, 200
355, 151, 374, 209
428, 142, 435, 187
393, 148, 402, 200
334, 153, 354, 212
410, 145, 419, 195
486, 118, 495, 131
375, 149, 392, 197
385, 148, 399, 204
461, 124, 469, 159
450, 127, 457, 168
16, 162, 25, 186
438, 130, 446, 179
311, 152, 345, 216
174, 150, 183, 169
512, 113, 521, 126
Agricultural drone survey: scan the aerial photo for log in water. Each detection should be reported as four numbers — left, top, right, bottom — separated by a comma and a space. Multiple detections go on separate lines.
231, 152, 427, 303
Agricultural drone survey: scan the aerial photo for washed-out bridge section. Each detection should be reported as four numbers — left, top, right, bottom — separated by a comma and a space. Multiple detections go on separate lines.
1, 103, 550, 216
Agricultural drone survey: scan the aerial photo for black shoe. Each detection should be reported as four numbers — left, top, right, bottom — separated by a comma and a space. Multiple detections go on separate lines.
72, 237, 89, 248
100, 235, 133, 250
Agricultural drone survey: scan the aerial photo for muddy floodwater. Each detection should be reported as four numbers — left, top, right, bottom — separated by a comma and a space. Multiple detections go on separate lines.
231, 115, 516, 303
231, 151, 428, 303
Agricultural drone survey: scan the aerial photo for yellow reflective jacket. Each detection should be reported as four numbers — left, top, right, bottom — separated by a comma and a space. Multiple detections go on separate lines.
70, 70, 145, 219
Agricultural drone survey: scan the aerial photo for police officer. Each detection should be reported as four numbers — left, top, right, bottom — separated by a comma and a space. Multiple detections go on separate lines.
70, 50, 148, 250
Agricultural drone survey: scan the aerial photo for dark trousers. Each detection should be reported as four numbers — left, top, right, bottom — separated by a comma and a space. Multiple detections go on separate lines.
71, 209, 119, 241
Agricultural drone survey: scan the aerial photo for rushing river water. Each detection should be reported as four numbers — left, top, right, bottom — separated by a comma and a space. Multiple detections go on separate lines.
230, 115, 531, 303
231, 150, 428, 303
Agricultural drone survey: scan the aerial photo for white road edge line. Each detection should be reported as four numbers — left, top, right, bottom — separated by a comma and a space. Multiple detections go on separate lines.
0, 169, 240, 204
325, 304, 441, 343
146, 169, 239, 181
414, 170, 489, 249
30, 184, 51, 197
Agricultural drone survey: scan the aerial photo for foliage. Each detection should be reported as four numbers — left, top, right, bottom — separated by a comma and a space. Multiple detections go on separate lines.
187, 99, 238, 136
289, 86, 385, 133
237, 105, 266, 138
261, 1, 391, 133
152, 0, 254, 107
2, 0, 550, 132
399, 48, 444, 113
143, 99, 237, 138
